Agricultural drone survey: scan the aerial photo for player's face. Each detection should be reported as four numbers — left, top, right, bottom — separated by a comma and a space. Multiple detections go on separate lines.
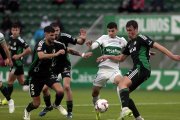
107, 28, 117, 38
53, 26, 60, 39
11, 27, 20, 38
126, 25, 138, 39
45, 32, 56, 44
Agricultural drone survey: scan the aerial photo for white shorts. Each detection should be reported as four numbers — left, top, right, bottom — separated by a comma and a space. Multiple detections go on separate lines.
93, 67, 122, 87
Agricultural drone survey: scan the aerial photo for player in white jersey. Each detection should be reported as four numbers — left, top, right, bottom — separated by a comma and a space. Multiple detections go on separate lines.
86, 22, 127, 120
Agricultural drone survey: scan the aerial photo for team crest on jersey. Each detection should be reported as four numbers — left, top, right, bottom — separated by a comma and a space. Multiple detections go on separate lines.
44, 50, 47, 53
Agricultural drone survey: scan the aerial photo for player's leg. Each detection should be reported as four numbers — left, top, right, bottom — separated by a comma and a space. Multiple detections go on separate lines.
63, 76, 73, 118
24, 77, 44, 120
48, 78, 67, 116
39, 85, 53, 117
7, 68, 17, 96
0, 81, 11, 104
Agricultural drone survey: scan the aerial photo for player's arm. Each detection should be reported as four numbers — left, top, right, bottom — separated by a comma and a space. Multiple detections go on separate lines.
76, 29, 86, 45
67, 47, 92, 58
38, 50, 65, 59
12, 47, 32, 60
153, 42, 180, 61
96, 54, 128, 62
0, 42, 13, 66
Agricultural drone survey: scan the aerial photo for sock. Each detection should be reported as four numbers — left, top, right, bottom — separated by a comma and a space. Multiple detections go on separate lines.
44, 95, 51, 107
66, 101, 73, 113
26, 102, 37, 112
119, 88, 129, 108
54, 93, 64, 106
0, 85, 11, 101
129, 98, 140, 118
117, 87, 121, 103
7, 84, 13, 96
92, 96, 99, 106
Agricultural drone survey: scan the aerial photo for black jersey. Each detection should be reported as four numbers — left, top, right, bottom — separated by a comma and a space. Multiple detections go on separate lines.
56, 32, 78, 66
9, 36, 29, 67
123, 34, 154, 70
28, 39, 66, 78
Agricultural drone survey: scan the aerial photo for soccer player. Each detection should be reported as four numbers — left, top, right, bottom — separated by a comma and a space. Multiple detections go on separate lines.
97, 20, 180, 120
39, 22, 91, 119
23, 26, 66, 120
0, 32, 15, 113
6, 24, 31, 108
86, 22, 129, 120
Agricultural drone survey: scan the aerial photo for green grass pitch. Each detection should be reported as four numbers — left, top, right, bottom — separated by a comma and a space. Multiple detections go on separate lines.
0, 88, 180, 120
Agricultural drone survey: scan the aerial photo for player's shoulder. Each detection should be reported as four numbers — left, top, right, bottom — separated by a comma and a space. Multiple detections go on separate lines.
38, 39, 45, 46
137, 34, 149, 40
54, 40, 66, 47
116, 36, 127, 41
17, 36, 25, 43
60, 32, 72, 38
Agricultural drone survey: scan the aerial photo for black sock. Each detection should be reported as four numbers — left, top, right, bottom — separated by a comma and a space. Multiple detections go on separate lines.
119, 88, 129, 107
26, 102, 37, 112
66, 101, 73, 113
55, 93, 64, 106
129, 98, 140, 118
7, 84, 13, 96
44, 95, 51, 107
0, 85, 11, 101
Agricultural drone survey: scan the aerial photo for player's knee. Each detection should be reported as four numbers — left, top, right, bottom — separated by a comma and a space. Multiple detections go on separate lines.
56, 89, 64, 95
33, 101, 41, 108
64, 84, 71, 91
92, 90, 99, 97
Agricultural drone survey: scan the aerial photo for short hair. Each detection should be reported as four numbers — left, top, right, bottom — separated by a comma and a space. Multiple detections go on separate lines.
11, 23, 21, 29
126, 20, 138, 29
50, 22, 59, 28
107, 22, 117, 29
44, 26, 55, 33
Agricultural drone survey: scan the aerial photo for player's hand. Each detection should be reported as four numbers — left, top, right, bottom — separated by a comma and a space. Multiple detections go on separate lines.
12, 54, 21, 60
96, 55, 109, 62
82, 52, 93, 58
171, 55, 180, 61
79, 28, 86, 40
86, 40, 92, 47
56, 49, 65, 56
4, 58, 10, 66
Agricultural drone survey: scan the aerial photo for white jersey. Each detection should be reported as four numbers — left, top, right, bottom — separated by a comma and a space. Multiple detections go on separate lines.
95, 35, 127, 69
0, 33, 5, 44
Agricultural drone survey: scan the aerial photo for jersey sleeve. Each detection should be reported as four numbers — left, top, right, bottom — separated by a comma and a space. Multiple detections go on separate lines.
0, 33, 6, 44
37, 41, 44, 52
122, 42, 130, 55
138, 34, 154, 48
121, 37, 128, 48
18, 37, 29, 49
61, 33, 77, 45
95, 35, 104, 46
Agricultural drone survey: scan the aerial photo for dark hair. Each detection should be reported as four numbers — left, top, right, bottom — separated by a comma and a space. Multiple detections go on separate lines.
50, 22, 59, 28
107, 22, 117, 29
44, 26, 55, 33
126, 20, 138, 29
11, 23, 21, 29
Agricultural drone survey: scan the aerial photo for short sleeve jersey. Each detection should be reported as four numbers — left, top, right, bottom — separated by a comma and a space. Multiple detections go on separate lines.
123, 34, 154, 70
96, 35, 127, 69
28, 40, 66, 78
0, 33, 5, 44
0, 33, 7, 59
9, 36, 29, 67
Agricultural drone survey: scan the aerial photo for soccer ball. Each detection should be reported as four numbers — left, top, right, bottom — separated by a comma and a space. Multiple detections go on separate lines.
95, 99, 109, 113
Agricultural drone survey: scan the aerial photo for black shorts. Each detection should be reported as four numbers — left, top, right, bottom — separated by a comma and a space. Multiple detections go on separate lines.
54, 65, 71, 79
29, 74, 60, 97
125, 66, 151, 92
9, 66, 24, 75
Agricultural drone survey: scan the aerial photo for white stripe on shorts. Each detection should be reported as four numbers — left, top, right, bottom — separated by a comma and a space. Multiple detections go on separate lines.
128, 68, 138, 79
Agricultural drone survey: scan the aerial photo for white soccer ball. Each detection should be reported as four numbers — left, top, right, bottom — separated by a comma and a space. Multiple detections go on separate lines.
95, 99, 109, 113
22, 85, 29, 92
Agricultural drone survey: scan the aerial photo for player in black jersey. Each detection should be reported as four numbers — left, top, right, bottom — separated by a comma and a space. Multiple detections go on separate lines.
23, 26, 66, 120
0, 32, 15, 113
97, 20, 180, 120
39, 22, 92, 119
7, 24, 31, 108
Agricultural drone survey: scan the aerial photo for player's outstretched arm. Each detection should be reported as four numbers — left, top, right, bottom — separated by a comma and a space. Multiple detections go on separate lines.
12, 47, 32, 60
153, 42, 180, 61
96, 54, 128, 62
38, 49, 65, 59
67, 47, 92, 58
